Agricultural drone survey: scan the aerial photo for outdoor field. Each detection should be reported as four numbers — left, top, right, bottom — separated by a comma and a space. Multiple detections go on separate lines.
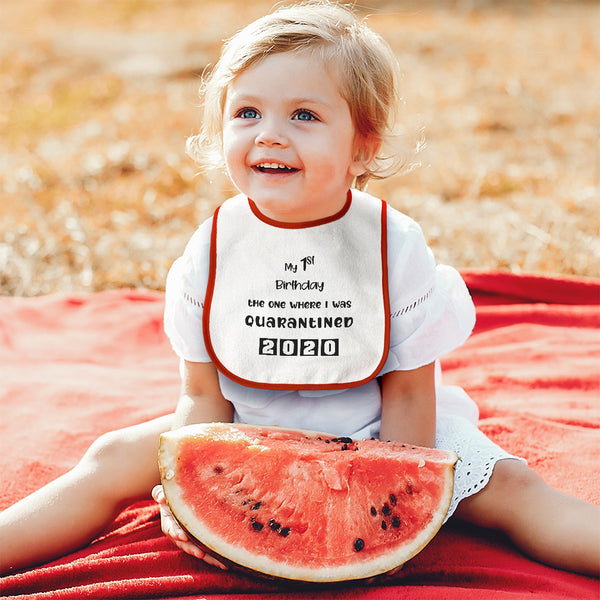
1, 0, 599, 296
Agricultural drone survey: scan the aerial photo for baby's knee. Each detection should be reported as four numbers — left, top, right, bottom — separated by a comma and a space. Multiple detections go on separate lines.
490, 459, 544, 495
84, 429, 131, 467
454, 459, 545, 530
78, 419, 167, 502
78, 429, 142, 499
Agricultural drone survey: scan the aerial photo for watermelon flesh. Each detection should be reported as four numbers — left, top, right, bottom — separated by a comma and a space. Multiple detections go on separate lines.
158, 423, 458, 582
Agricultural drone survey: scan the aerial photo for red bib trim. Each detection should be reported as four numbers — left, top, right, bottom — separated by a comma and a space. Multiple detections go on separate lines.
203, 190, 390, 390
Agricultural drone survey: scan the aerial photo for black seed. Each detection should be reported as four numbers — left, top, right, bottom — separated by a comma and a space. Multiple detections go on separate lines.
370, 506, 377, 516
279, 527, 291, 537
325, 439, 330, 443
213, 466, 223, 474
389, 493, 397, 506
269, 519, 281, 531
391, 516, 401, 528
341, 444, 348, 451
251, 502, 262, 510
331, 437, 353, 444
382, 503, 391, 516
354, 538, 365, 552
251, 521, 264, 531
405, 484, 413, 495
381, 520, 387, 530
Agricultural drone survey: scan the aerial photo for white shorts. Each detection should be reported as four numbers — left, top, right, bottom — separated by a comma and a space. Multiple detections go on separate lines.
435, 414, 525, 520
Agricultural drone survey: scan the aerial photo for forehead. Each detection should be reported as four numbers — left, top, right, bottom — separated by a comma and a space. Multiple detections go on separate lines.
226, 51, 346, 106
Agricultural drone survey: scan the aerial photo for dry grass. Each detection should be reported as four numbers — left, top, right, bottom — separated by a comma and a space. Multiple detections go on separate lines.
1, 0, 599, 296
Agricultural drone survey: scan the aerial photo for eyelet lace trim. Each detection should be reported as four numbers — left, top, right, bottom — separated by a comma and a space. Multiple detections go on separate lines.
435, 415, 525, 521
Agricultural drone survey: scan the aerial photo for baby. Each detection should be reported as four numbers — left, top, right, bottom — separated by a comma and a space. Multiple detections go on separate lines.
1, 0, 598, 577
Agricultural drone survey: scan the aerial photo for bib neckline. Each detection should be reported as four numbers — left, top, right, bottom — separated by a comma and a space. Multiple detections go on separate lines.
247, 190, 352, 229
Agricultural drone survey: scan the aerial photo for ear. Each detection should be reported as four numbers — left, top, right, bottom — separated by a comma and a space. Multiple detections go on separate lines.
349, 134, 382, 177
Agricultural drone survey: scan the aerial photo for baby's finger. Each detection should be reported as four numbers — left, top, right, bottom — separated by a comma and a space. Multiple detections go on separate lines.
159, 504, 189, 542
152, 484, 227, 569
152, 484, 165, 504
173, 538, 206, 560
203, 553, 228, 570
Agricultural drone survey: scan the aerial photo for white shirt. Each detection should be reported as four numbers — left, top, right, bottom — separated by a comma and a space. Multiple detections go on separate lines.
164, 191, 478, 439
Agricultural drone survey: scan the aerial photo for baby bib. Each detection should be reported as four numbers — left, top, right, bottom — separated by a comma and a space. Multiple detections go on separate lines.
203, 189, 390, 389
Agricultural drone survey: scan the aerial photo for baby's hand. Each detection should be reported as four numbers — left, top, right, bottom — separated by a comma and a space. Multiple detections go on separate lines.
152, 484, 227, 570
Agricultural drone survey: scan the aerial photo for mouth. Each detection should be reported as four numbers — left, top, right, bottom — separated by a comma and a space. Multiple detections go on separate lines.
253, 162, 299, 174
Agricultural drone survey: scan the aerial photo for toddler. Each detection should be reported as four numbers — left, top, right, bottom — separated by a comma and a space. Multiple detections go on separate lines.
1, 0, 598, 577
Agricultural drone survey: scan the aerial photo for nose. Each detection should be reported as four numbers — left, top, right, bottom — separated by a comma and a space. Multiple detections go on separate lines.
254, 118, 288, 147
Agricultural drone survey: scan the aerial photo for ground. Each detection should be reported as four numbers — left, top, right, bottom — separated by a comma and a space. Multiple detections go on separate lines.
1, 0, 598, 296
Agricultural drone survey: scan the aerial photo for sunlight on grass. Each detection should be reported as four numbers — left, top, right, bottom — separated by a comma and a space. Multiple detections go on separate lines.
1, 0, 599, 296
3, 75, 122, 146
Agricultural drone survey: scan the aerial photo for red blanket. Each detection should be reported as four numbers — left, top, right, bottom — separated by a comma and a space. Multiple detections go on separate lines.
1, 271, 598, 599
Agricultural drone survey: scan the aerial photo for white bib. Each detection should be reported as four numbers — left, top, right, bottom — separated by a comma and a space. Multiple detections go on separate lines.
203, 189, 390, 390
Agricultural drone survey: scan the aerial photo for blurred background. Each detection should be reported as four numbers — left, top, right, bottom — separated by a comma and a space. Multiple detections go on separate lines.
1, 0, 599, 296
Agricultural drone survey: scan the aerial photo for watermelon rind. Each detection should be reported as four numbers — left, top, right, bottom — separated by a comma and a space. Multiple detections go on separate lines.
158, 423, 458, 583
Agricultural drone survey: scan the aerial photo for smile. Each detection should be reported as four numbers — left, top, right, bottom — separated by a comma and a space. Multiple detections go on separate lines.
254, 162, 299, 174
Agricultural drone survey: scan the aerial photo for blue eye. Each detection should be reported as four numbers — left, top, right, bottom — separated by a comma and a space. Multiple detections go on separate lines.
238, 108, 259, 119
294, 109, 317, 121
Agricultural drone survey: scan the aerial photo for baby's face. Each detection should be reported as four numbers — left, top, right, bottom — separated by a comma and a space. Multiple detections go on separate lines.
222, 51, 367, 223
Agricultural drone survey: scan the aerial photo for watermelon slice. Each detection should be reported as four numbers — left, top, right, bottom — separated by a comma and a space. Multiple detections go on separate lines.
158, 423, 458, 582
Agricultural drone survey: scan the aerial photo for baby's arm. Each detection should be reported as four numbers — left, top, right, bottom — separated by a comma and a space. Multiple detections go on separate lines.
155, 360, 233, 567
378, 362, 436, 447
171, 360, 234, 429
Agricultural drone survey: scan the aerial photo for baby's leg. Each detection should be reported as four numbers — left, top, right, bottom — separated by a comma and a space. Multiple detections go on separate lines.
453, 458, 600, 576
0, 414, 173, 575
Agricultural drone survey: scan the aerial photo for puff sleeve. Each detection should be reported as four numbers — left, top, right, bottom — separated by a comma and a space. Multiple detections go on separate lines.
380, 207, 475, 374
163, 218, 213, 362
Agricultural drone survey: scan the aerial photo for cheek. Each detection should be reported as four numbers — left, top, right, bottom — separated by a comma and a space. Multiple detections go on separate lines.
222, 133, 245, 172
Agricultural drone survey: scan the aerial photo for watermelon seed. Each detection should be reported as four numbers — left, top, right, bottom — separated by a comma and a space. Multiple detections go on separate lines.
381, 520, 387, 530
213, 466, 224, 474
279, 527, 291, 537
269, 519, 281, 531
382, 503, 391, 516
341, 444, 349, 451
332, 437, 353, 444
390, 493, 397, 506
354, 538, 365, 552
391, 516, 401, 528
251, 519, 264, 531
370, 506, 377, 516
251, 502, 263, 510
405, 484, 413, 495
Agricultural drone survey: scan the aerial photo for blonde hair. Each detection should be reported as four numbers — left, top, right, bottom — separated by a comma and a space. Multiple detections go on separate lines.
187, 1, 409, 190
